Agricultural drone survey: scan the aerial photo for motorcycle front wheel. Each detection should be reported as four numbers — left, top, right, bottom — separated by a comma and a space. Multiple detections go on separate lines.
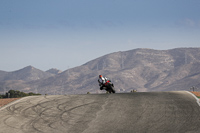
111, 86, 115, 93
107, 85, 115, 93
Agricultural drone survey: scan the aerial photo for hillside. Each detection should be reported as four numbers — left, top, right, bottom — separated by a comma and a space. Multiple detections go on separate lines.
46, 68, 63, 75
1, 48, 200, 94
0, 66, 53, 82
0, 66, 54, 93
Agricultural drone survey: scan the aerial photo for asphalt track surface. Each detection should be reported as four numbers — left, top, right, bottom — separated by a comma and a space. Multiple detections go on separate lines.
0, 91, 200, 133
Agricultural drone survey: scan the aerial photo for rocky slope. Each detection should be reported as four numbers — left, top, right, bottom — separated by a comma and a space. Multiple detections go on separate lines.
1, 48, 200, 94
46, 68, 63, 75
0, 66, 54, 93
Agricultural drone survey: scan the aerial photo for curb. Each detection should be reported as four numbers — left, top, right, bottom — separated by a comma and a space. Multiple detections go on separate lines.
186, 91, 200, 106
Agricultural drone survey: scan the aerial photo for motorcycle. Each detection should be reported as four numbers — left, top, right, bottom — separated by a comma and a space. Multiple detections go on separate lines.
99, 80, 116, 93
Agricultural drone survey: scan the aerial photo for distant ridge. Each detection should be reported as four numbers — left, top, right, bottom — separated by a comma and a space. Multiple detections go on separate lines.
0, 47, 200, 94
4, 65, 53, 82
46, 68, 62, 75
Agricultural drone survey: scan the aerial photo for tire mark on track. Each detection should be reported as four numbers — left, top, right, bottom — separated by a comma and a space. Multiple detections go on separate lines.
15, 95, 97, 133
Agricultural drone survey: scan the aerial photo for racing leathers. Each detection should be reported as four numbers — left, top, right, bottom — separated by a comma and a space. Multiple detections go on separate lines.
98, 76, 108, 90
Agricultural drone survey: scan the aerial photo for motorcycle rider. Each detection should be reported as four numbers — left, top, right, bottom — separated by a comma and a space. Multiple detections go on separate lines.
98, 75, 108, 90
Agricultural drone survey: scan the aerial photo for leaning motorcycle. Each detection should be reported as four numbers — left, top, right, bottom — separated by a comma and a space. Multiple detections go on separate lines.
99, 80, 116, 93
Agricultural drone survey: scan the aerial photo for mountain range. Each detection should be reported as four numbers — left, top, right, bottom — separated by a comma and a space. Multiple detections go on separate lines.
0, 47, 200, 94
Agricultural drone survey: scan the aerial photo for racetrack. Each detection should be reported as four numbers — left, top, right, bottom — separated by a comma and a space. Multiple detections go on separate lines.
0, 91, 200, 133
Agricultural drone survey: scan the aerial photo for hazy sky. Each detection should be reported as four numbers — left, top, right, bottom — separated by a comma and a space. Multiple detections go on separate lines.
1, 0, 200, 71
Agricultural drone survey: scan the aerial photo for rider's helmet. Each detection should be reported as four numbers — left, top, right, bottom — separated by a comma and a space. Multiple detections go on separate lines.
99, 75, 102, 78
